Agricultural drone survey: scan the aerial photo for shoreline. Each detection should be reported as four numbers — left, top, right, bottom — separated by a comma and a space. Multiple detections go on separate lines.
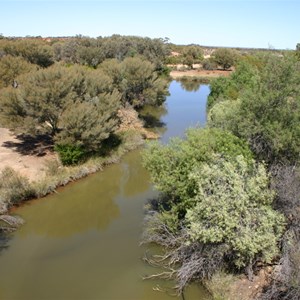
0, 106, 157, 222
170, 69, 232, 81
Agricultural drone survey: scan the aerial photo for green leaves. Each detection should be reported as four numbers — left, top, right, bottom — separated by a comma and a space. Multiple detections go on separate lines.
212, 48, 238, 70
143, 128, 253, 213
143, 128, 285, 276
186, 155, 285, 268
0, 64, 122, 162
208, 54, 300, 164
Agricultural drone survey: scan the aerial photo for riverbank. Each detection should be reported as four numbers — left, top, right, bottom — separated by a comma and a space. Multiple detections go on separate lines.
0, 107, 156, 219
170, 69, 232, 81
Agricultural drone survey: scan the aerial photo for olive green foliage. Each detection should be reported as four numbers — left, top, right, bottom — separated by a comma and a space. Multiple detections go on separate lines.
0, 55, 36, 88
0, 39, 54, 67
207, 60, 259, 109
208, 54, 300, 164
0, 36, 169, 165
51, 35, 170, 69
182, 46, 204, 69
0, 64, 121, 157
202, 58, 217, 70
203, 271, 234, 300
142, 129, 284, 289
212, 48, 237, 70
143, 128, 253, 212
296, 43, 300, 60
186, 155, 285, 268
100, 57, 169, 107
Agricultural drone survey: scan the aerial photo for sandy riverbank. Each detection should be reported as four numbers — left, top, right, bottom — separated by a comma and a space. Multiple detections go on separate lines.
170, 69, 232, 79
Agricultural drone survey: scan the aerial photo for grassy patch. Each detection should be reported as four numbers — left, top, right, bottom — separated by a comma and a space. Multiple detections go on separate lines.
204, 271, 234, 300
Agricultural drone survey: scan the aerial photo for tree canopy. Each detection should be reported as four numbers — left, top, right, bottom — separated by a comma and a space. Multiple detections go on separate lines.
208, 54, 300, 164
212, 48, 237, 70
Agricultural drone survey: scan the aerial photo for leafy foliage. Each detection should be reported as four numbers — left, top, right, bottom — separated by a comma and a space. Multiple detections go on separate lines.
142, 134, 284, 291
143, 128, 253, 211
208, 54, 300, 164
0, 167, 35, 207
0, 64, 121, 156
100, 57, 169, 107
0, 55, 36, 88
54, 144, 87, 165
186, 155, 285, 268
212, 48, 237, 70
182, 46, 203, 69
202, 58, 217, 70
0, 39, 54, 67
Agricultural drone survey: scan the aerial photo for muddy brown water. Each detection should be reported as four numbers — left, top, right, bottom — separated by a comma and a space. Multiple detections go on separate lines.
0, 81, 211, 300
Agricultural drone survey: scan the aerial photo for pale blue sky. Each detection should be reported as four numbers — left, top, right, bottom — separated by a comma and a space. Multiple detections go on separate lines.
0, 0, 299, 49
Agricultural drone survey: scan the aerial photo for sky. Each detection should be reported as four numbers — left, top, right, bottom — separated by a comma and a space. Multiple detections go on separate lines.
0, 0, 299, 49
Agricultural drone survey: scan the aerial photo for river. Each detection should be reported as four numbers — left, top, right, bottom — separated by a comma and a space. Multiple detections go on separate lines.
0, 80, 210, 300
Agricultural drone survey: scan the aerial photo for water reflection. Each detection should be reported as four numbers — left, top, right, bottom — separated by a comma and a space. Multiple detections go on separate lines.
120, 150, 152, 198
176, 78, 203, 92
139, 104, 168, 137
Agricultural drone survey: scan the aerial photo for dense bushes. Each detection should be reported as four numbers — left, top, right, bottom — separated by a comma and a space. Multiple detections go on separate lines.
142, 130, 284, 293
208, 55, 300, 165
54, 144, 87, 165
0, 37, 170, 165
206, 51, 300, 299
143, 128, 253, 213
142, 51, 300, 295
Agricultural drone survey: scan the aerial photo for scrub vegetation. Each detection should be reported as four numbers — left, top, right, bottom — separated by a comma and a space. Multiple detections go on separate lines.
1, 34, 299, 299
142, 46, 300, 299
0, 35, 170, 220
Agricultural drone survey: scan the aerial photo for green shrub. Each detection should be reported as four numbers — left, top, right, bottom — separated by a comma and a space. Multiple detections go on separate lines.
54, 144, 87, 165
202, 58, 217, 70
143, 127, 253, 212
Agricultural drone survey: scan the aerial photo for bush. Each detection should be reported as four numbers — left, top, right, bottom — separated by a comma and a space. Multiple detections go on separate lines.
202, 58, 217, 70
142, 155, 285, 293
204, 271, 234, 300
212, 48, 237, 70
54, 144, 87, 165
208, 55, 300, 165
143, 127, 253, 212
0, 167, 35, 208
186, 155, 285, 269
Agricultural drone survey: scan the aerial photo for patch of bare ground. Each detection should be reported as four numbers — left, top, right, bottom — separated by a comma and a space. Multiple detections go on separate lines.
229, 268, 272, 300
0, 128, 57, 182
170, 69, 232, 79
0, 107, 156, 183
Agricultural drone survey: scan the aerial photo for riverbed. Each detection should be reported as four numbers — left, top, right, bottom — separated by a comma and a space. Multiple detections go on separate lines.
0, 80, 210, 300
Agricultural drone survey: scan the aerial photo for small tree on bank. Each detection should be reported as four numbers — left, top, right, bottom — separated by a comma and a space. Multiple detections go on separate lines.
212, 48, 237, 70
0, 64, 121, 163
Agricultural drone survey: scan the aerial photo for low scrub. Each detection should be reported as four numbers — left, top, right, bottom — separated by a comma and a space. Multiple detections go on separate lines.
0, 167, 35, 210
204, 271, 234, 300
